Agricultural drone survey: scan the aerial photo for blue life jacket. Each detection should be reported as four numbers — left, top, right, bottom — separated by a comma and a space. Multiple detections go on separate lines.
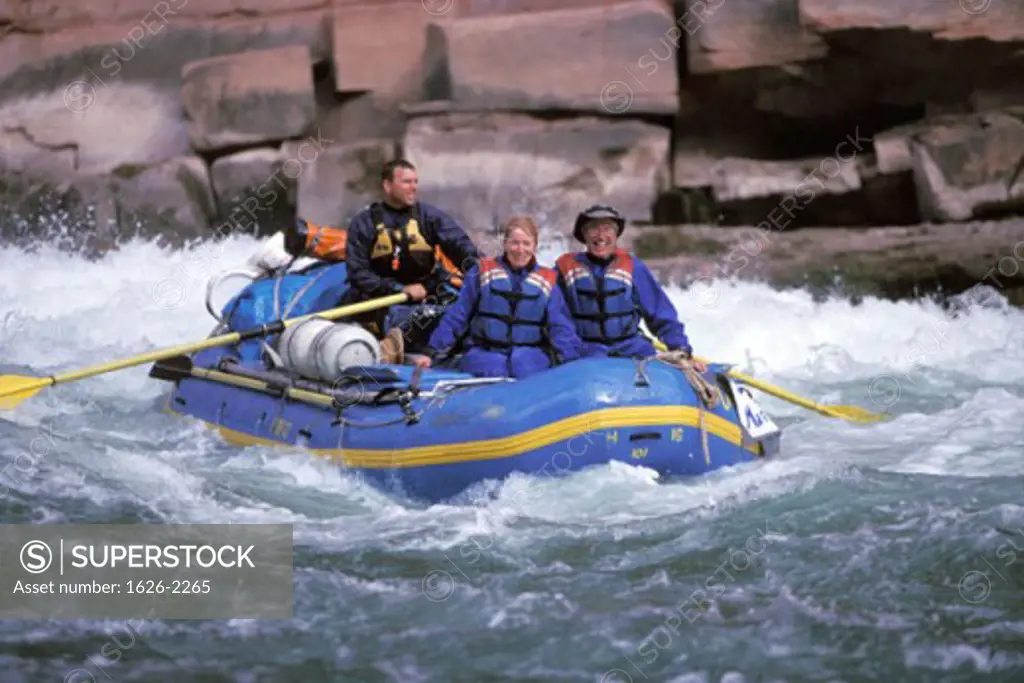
220, 261, 350, 363
556, 249, 641, 344
469, 258, 557, 349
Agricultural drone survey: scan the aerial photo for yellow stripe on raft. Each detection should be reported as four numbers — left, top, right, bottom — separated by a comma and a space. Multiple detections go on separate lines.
184, 405, 760, 469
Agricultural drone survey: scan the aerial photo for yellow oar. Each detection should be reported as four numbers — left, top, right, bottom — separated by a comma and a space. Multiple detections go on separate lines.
649, 338, 887, 424
0, 292, 408, 410
715, 367, 887, 423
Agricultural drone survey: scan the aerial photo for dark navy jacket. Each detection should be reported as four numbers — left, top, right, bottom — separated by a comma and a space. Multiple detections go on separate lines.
426, 257, 584, 378
345, 201, 479, 299
557, 251, 692, 358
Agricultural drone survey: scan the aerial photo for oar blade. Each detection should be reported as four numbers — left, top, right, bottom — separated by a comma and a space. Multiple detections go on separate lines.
0, 375, 51, 410
824, 404, 890, 423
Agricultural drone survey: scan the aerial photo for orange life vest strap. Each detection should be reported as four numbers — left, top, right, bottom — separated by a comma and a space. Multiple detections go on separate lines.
436, 247, 464, 288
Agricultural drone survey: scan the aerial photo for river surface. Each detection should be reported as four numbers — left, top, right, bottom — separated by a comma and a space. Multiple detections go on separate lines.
0, 237, 1022, 683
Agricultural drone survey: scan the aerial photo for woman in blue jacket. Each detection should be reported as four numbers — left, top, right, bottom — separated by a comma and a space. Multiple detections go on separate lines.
414, 216, 583, 378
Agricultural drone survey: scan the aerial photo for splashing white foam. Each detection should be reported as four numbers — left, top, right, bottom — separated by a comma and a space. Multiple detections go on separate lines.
1, 236, 1021, 527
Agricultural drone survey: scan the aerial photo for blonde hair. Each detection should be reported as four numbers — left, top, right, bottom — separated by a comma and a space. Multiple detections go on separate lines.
502, 215, 539, 244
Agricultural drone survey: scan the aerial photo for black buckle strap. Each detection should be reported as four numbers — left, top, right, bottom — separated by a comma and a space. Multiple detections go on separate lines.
476, 311, 545, 327
633, 358, 651, 387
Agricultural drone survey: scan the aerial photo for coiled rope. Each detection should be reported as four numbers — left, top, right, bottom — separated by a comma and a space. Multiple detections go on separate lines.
655, 350, 722, 466
655, 351, 720, 409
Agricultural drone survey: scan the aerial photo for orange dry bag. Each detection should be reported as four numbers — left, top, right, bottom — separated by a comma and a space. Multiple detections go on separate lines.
285, 218, 347, 262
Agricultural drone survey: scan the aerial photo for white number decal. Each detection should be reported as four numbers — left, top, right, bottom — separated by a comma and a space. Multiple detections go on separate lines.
729, 381, 779, 439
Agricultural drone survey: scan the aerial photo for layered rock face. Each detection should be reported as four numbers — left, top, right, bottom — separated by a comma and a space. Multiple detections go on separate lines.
1, 0, 1023, 298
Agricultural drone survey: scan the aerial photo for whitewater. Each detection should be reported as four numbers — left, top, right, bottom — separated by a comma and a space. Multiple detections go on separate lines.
1, 235, 1022, 682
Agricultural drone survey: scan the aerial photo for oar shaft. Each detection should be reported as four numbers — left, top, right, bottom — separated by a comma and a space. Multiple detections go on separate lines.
51, 293, 408, 387
302, 294, 408, 323
722, 370, 827, 414
53, 335, 243, 383
648, 334, 877, 421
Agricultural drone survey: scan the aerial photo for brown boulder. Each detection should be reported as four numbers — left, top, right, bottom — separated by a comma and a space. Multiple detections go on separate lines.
284, 138, 396, 229
684, 0, 826, 73
330, 0, 618, 99
423, 0, 678, 113
0, 84, 190, 174
0, 10, 332, 88
1, 1, 330, 32
874, 113, 1016, 177
797, 0, 1024, 41
450, 0, 620, 16
316, 91, 407, 146
673, 117, 871, 200
210, 147, 294, 237
332, 1, 433, 97
109, 156, 217, 242
910, 112, 1024, 222
671, 152, 867, 228
403, 111, 670, 232
332, 0, 608, 12
694, 156, 861, 204
635, 219, 1024, 303
0, 12, 331, 178
0, 156, 215, 253
875, 121, 932, 176
181, 45, 316, 152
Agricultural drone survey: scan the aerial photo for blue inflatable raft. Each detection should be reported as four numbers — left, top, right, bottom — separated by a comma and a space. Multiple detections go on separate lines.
151, 262, 782, 504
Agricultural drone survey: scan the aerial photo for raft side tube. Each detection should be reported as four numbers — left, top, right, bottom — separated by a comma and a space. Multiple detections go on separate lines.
160, 353, 778, 502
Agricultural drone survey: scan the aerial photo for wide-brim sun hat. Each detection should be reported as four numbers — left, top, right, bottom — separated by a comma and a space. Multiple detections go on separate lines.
573, 204, 626, 243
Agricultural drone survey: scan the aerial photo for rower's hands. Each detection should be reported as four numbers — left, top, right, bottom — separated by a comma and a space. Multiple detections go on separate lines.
691, 359, 707, 373
403, 284, 428, 301
412, 356, 432, 369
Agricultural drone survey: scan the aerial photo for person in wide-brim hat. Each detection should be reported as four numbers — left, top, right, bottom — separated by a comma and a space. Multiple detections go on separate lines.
554, 204, 705, 372
572, 204, 626, 244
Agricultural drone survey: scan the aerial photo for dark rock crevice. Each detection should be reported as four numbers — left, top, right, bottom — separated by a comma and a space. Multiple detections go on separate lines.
2, 125, 80, 169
